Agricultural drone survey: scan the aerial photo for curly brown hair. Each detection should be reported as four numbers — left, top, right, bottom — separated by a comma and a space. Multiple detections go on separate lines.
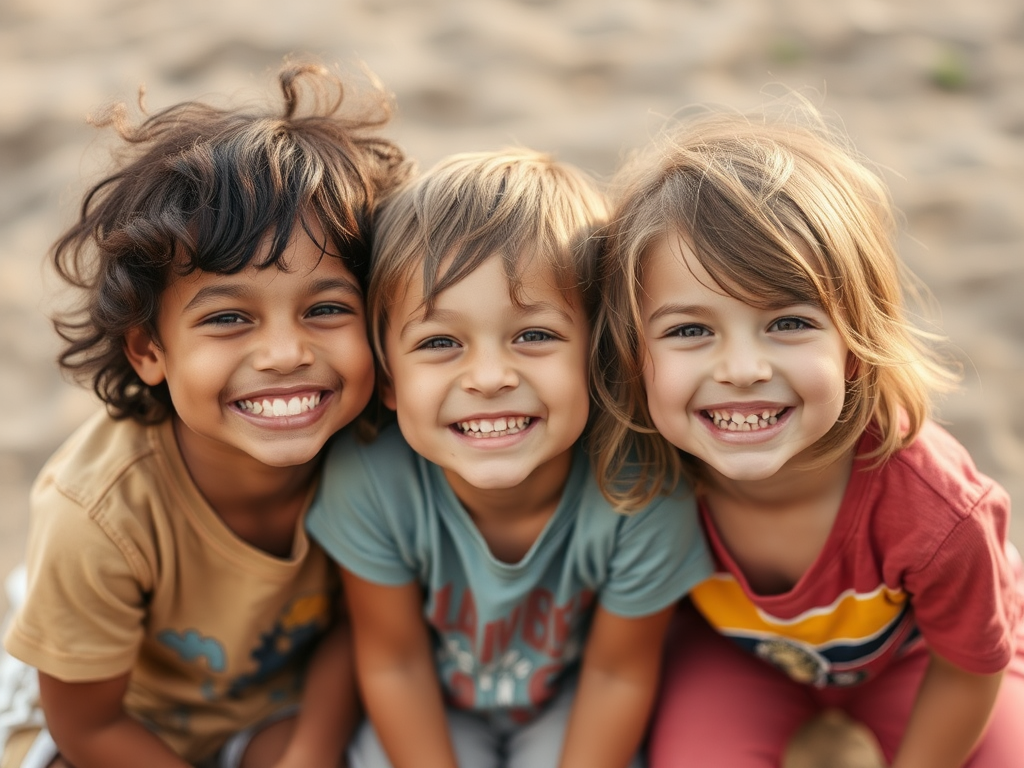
52, 60, 412, 423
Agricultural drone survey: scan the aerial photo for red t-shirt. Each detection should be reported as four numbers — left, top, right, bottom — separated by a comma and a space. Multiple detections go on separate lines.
690, 420, 1022, 688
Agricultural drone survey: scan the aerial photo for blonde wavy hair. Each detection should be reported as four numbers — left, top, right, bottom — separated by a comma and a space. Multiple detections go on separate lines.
592, 101, 960, 511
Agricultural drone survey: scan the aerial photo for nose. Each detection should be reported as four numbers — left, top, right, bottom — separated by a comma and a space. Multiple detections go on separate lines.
713, 334, 772, 388
461, 345, 519, 396
252, 320, 315, 374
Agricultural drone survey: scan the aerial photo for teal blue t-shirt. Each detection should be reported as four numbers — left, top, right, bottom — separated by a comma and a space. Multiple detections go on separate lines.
307, 425, 710, 723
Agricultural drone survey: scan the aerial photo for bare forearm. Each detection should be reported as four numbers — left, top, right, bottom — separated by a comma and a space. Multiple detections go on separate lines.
558, 665, 658, 768
275, 624, 360, 768
39, 672, 189, 768
342, 574, 460, 768
358, 660, 458, 768
53, 714, 189, 768
558, 606, 673, 768
891, 654, 1003, 768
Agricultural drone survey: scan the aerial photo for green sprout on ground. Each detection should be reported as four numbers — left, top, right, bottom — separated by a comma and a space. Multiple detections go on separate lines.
930, 45, 970, 91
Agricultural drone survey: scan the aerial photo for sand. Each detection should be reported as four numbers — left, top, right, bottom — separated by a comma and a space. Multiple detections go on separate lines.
0, 3, 1022, 760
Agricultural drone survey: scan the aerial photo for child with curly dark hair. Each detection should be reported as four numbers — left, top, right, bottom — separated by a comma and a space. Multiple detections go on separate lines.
1, 61, 411, 768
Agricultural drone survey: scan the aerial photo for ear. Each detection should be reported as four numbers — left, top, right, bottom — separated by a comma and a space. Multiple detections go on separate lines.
124, 327, 167, 386
379, 375, 397, 412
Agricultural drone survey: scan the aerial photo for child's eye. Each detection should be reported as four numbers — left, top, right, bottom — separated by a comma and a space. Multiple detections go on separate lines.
514, 329, 555, 343
667, 324, 711, 339
418, 337, 459, 350
770, 316, 813, 332
202, 312, 248, 326
308, 303, 356, 318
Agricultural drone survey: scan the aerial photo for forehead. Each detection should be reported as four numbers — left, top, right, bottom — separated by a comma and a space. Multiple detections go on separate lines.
642, 227, 828, 312
164, 235, 360, 305
641, 233, 713, 289
391, 252, 576, 315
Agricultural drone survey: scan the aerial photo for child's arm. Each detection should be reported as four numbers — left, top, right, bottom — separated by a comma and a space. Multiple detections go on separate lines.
271, 622, 360, 768
340, 568, 460, 768
558, 604, 676, 768
891, 652, 1003, 768
38, 671, 191, 768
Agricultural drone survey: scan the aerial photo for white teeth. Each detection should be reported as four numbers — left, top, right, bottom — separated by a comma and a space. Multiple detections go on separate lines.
456, 416, 531, 438
237, 393, 322, 418
708, 408, 783, 432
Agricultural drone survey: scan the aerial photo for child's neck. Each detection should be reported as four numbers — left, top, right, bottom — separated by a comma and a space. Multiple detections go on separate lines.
172, 417, 319, 558
444, 448, 574, 564
702, 450, 856, 596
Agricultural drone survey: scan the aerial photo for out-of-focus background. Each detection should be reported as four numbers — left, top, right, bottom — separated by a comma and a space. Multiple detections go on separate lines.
2, 0, 1023, 615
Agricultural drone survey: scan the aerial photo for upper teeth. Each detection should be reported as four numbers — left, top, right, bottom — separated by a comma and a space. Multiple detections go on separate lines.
708, 408, 781, 431
238, 393, 322, 417
457, 416, 531, 437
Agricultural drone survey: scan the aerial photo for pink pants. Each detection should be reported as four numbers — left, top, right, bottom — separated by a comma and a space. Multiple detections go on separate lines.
648, 604, 1024, 767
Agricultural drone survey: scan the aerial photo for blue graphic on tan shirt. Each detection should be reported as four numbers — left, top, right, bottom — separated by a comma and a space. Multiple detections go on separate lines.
428, 583, 594, 719
228, 593, 330, 697
157, 593, 331, 701
157, 629, 226, 672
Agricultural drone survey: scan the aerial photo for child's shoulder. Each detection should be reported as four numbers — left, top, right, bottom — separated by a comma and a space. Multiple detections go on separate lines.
324, 422, 413, 468
880, 421, 1001, 502
33, 409, 172, 512
573, 446, 700, 532
860, 419, 1009, 530
320, 422, 425, 497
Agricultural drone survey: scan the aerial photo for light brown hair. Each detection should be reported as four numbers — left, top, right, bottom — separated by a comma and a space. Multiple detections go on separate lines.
368, 147, 608, 380
592, 102, 960, 510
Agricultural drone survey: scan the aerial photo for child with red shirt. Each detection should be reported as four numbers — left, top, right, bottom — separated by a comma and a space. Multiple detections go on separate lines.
592, 101, 1024, 767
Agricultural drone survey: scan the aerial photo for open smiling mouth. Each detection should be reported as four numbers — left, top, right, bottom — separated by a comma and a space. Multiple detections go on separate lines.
454, 416, 532, 438
705, 407, 787, 432
236, 393, 323, 417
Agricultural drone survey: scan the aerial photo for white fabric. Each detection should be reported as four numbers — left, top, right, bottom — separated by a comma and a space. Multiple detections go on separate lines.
0, 565, 51, 768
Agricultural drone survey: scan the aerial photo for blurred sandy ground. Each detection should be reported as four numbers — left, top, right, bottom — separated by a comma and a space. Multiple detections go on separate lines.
2, 0, 1023, 619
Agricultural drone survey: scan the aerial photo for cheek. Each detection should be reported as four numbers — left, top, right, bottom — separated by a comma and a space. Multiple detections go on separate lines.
349, 342, 377, 387
803, 356, 849, 412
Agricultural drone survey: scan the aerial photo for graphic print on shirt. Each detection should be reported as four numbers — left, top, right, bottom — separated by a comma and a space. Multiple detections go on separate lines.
428, 582, 595, 717
691, 574, 920, 687
157, 591, 332, 701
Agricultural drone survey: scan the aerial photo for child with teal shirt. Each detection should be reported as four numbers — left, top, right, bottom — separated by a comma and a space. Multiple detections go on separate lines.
307, 148, 710, 768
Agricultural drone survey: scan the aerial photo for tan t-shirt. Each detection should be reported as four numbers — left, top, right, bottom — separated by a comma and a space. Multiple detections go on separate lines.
3, 410, 336, 762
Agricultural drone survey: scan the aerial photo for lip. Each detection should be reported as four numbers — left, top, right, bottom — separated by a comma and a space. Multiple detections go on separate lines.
699, 403, 791, 442
448, 413, 537, 445
232, 387, 334, 428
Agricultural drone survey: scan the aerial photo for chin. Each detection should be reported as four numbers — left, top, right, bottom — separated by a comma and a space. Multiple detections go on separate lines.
455, 466, 534, 491
708, 457, 791, 483
249, 445, 323, 469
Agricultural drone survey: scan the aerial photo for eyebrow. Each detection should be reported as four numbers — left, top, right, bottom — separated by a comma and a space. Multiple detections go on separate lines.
183, 276, 362, 312
398, 300, 575, 338
646, 303, 711, 325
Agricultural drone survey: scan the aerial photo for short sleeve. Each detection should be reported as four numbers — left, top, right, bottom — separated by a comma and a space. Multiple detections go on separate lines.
599, 486, 712, 618
306, 430, 418, 587
4, 478, 147, 681
905, 481, 1020, 674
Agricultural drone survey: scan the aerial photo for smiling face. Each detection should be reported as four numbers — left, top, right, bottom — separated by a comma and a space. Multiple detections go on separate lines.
640, 233, 850, 486
381, 254, 591, 499
127, 221, 375, 473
